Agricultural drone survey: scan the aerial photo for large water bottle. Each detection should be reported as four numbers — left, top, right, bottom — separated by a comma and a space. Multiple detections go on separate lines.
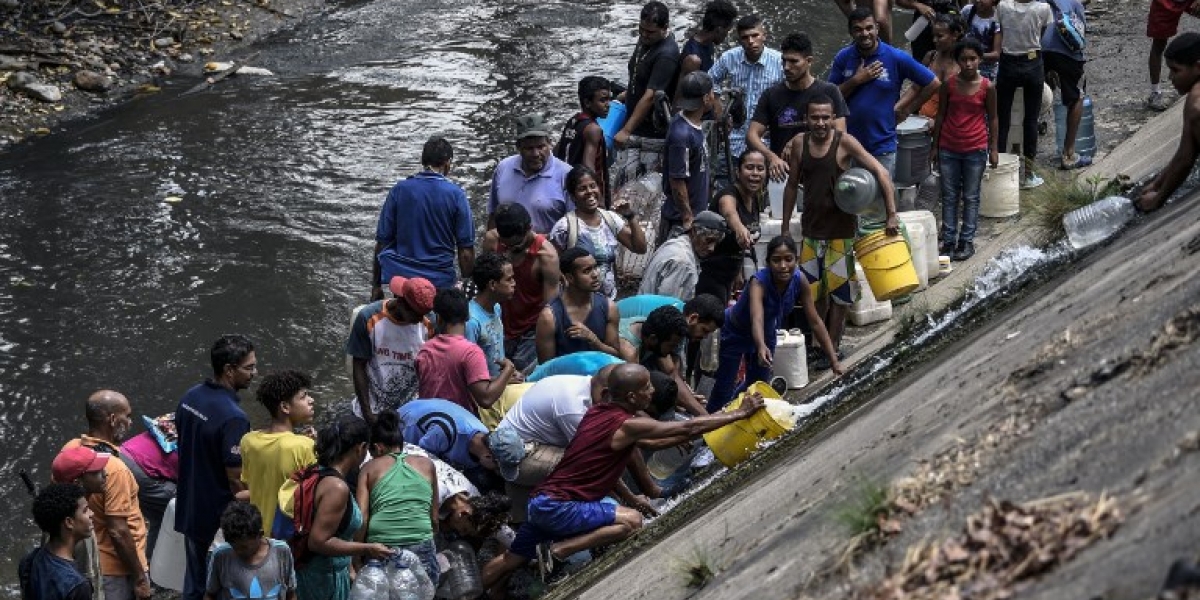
390, 550, 434, 600
436, 540, 482, 599
1055, 95, 1096, 158
1062, 195, 1137, 249
349, 560, 389, 600
834, 167, 882, 217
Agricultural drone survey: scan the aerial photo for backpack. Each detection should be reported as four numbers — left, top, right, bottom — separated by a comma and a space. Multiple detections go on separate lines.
274, 465, 351, 567
553, 114, 584, 161
565, 210, 622, 248
1047, 0, 1086, 53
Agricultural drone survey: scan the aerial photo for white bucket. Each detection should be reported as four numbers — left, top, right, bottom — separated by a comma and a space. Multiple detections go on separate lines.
1004, 85, 1054, 156
898, 210, 939, 278
755, 216, 803, 269
772, 329, 808, 390
150, 499, 187, 592
767, 180, 785, 217
981, 153, 1021, 217
902, 221, 930, 291
849, 263, 893, 326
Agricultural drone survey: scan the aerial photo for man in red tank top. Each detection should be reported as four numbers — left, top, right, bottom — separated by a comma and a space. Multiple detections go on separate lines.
482, 203, 561, 372
479, 364, 766, 587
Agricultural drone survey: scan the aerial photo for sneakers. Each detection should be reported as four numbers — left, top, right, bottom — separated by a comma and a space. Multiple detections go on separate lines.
939, 240, 956, 255
1021, 173, 1045, 190
1147, 91, 1169, 111
1060, 152, 1093, 170
952, 241, 975, 261
535, 543, 566, 584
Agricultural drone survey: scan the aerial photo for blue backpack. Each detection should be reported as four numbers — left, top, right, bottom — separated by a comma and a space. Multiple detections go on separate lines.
1048, 0, 1086, 53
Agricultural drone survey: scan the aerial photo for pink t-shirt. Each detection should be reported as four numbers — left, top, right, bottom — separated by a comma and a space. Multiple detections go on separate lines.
416, 334, 492, 416
120, 431, 180, 481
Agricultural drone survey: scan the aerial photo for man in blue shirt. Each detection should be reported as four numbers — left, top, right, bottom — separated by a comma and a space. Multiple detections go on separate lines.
661, 71, 716, 245
488, 114, 574, 234
830, 8, 940, 179
174, 335, 255, 600
20, 483, 95, 600
372, 136, 475, 298
1042, 0, 1089, 169
396, 398, 502, 490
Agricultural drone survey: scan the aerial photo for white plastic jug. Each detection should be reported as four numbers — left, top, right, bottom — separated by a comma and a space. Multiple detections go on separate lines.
898, 210, 939, 278
771, 329, 808, 390
849, 263, 893, 326
149, 499, 186, 592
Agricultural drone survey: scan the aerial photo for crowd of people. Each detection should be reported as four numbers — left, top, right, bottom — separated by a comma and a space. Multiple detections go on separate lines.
20, 1, 1200, 600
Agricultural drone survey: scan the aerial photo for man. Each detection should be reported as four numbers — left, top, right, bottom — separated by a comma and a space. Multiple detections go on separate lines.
489, 114, 573, 234
1042, 0, 1090, 169
1146, 0, 1198, 110
239, 369, 316, 536
829, 7, 939, 194
614, 1, 681, 190
119, 426, 177, 562
661, 71, 716, 243
61, 391, 149, 600
175, 335, 255, 600
631, 299, 725, 416
639, 210, 727, 301
346, 274, 436, 421
465, 252, 515, 378
782, 97, 898, 361
535, 248, 622, 363
680, 1, 738, 79
833, 0, 895, 45
482, 203, 561, 372
555, 77, 613, 208
417, 288, 519, 416
50, 446, 109, 600
749, 32, 849, 181
709, 15, 786, 159
480, 364, 766, 585
371, 135, 475, 297
395, 399, 503, 490
1139, 32, 1200, 210
20, 483, 95, 600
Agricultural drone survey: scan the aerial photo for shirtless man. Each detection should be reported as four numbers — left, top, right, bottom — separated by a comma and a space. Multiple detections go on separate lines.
1139, 32, 1200, 211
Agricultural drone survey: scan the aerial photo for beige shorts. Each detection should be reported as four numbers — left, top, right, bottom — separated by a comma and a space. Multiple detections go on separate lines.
505, 443, 565, 523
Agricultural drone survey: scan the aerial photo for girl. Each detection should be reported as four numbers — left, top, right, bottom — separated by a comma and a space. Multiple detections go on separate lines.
962, 0, 1002, 81
548, 166, 647, 299
697, 149, 767, 303
356, 411, 440, 585
912, 15, 965, 118
707, 236, 844, 413
933, 38, 1000, 262
297, 418, 391, 600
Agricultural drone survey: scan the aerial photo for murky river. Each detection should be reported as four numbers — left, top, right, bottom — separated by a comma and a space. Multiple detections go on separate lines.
0, 0, 866, 587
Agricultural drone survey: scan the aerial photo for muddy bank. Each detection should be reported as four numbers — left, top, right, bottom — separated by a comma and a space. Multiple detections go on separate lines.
0, 0, 324, 148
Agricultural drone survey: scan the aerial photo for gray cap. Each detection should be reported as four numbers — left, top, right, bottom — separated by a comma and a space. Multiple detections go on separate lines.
676, 71, 714, 111
515, 113, 551, 140
692, 210, 727, 233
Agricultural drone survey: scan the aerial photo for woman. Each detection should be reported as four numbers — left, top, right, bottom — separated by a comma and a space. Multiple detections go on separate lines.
356, 411, 440, 584
698, 149, 768, 303
549, 165, 648, 298
297, 417, 390, 600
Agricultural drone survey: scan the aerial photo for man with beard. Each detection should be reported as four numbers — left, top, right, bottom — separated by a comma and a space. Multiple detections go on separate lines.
489, 114, 573, 234
175, 334, 255, 600
535, 248, 622, 363
60, 391, 149, 600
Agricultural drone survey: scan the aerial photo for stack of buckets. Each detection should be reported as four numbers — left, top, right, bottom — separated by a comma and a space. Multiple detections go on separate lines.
854, 231, 920, 301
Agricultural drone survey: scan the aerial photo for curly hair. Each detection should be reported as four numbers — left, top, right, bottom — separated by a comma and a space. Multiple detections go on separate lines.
642, 305, 688, 347
472, 252, 510, 290
32, 483, 87, 535
220, 501, 263, 543
649, 370, 679, 418
469, 492, 511, 538
256, 369, 312, 418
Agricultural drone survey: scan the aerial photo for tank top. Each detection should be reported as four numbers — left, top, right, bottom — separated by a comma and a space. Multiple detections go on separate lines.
366, 452, 433, 546
500, 234, 548, 339
554, 113, 611, 208
710, 185, 762, 259
799, 130, 856, 240
939, 75, 990, 153
534, 402, 635, 502
549, 293, 610, 357
724, 268, 804, 346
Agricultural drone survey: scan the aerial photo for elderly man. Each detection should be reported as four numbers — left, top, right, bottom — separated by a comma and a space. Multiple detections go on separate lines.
638, 210, 727, 301
372, 136, 475, 298
488, 114, 573, 234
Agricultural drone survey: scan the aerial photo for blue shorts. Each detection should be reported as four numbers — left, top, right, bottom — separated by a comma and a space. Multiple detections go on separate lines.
509, 495, 618, 559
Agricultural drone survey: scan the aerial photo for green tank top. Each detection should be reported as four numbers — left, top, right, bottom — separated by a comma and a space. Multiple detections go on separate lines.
366, 452, 434, 546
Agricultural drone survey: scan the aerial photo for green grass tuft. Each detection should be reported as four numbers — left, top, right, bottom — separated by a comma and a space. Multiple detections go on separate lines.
1024, 172, 1128, 237
834, 477, 892, 537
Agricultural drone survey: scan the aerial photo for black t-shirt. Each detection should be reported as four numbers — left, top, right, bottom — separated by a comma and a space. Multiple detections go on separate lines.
627, 32, 681, 139
751, 80, 849, 155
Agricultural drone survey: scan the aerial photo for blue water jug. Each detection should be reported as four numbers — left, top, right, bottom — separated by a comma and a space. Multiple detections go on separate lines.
1055, 95, 1095, 158
597, 100, 627, 151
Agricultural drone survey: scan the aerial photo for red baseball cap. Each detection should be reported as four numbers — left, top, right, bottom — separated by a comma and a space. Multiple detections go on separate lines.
51, 446, 110, 483
388, 276, 436, 315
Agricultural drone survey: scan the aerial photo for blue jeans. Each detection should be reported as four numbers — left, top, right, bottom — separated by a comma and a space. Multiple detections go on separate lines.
938, 149, 988, 244
708, 326, 773, 413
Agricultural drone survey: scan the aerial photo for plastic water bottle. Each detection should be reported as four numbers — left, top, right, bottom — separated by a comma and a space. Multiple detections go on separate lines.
390, 550, 435, 600
1055, 95, 1096, 158
1062, 195, 1137, 249
437, 540, 482, 599
834, 168, 881, 217
349, 561, 389, 600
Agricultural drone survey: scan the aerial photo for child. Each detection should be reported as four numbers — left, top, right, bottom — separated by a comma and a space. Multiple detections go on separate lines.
19, 484, 95, 600
465, 252, 514, 379
205, 502, 297, 600
913, 15, 965, 118
962, 0, 1001, 81
417, 288, 519, 416
995, 0, 1053, 189
708, 236, 844, 413
1139, 32, 1200, 210
240, 370, 317, 536
933, 38, 1000, 261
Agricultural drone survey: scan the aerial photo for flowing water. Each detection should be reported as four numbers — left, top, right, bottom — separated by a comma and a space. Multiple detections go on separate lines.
0, 0, 862, 586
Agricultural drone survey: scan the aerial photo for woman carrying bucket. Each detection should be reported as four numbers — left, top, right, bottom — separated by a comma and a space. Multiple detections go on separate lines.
932, 37, 1000, 262
707, 236, 844, 413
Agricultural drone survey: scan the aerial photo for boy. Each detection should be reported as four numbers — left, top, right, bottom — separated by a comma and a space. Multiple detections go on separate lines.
205, 502, 296, 600
1139, 32, 1200, 210
417, 288, 519, 416
627, 296, 726, 416
239, 370, 317, 535
466, 252, 516, 379
555, 77, 613, 207
20, 483, 95, 600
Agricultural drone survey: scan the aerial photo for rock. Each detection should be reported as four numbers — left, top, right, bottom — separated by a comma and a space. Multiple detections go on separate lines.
6, 71, 36, 90
73, 70, 110, 92
50, 21, 67, 34
177, 53, 194, 63
153, 37, 174, 48
22, 83, 63, 103
0, 55, 29, 70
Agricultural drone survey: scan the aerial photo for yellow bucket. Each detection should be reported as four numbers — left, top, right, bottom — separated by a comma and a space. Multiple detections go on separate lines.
702, 382, 793, 468
854, 230, 920, 301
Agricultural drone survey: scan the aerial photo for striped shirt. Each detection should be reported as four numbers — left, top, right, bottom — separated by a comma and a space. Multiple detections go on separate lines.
708, 46, 785, 157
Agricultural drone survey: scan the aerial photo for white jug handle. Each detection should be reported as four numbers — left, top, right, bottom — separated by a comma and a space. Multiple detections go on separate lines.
776, 329, 788, 343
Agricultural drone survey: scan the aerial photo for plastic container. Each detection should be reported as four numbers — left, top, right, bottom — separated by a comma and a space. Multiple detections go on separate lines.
902, 221, 930, 291
438, 540, 482, 599
915, 171, 940, 213
771, 329, 809, 390
350, 561, 390, 600
597, 100, 627, 151
895, 184, 918, 213
853, 231, 920, 301
702, 382, 795, 468
646, 444, 691, 479
898, 210, 939, 279
1004, 85, 1054, 156
755, 216, 803, 268
1055, 95, 1096, 159
149, 499, 186, 591
849, 263, 893, 326
1062, 195, 1137, 249
767, 179, 785, 217
834, 167, 881, 215
895, 116, 934, 186
980, 153, 1021, 217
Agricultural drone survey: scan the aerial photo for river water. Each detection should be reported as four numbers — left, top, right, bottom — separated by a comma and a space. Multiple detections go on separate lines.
0, 0, 861, 587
